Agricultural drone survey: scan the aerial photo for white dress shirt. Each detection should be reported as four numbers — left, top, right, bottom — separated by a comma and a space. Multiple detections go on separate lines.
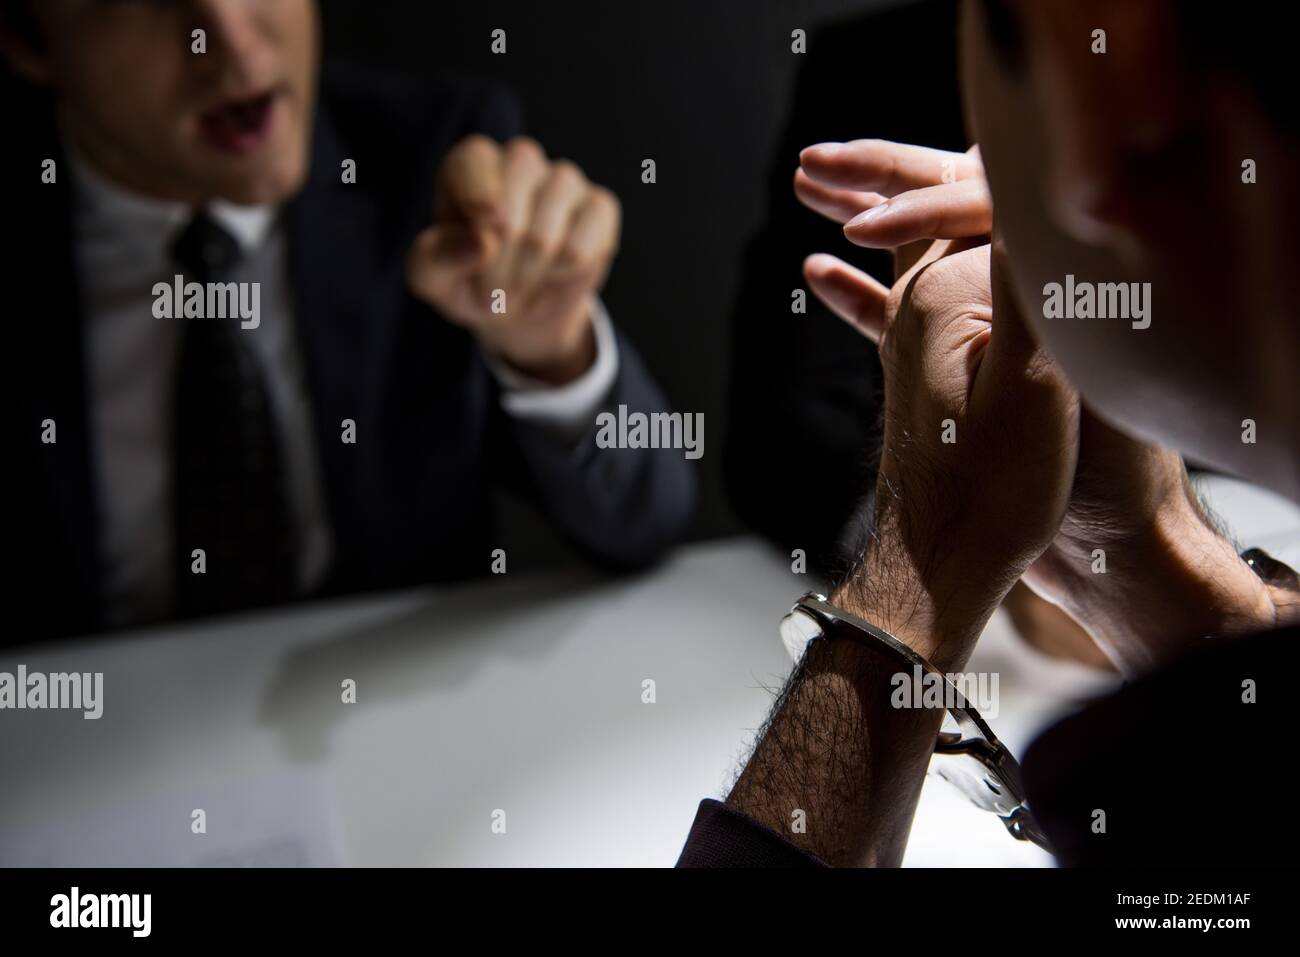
70, 153, 619, 627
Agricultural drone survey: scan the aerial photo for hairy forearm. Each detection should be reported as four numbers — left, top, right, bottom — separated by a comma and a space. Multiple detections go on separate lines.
725, 517, 993, 866
725, 636, 946, 866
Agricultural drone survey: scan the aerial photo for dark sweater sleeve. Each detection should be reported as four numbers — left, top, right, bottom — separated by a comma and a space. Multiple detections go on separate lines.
1022, 623, 1299, 867
676, 799, 827, 867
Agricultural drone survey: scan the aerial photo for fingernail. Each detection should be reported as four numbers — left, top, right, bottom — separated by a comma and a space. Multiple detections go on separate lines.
846, 204, 889, 229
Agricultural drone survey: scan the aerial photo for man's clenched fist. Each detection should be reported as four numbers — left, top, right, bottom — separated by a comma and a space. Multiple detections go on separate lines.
407, 135, 621, 385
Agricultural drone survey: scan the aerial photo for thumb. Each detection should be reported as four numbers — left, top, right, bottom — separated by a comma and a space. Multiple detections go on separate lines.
975, 234, 1079, 431
984, 236, 1040, 368
406, 223, 496, 306
434, 135, 506, 231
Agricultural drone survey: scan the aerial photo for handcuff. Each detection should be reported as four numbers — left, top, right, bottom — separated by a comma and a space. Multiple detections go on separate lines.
1241, 547, 1300, 592
779, 591, 1053, 852
777, 549, 1298, 856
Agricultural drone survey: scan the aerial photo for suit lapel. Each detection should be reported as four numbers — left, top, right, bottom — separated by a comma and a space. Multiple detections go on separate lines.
17, 104, 102, 622
287, 103, 398, 577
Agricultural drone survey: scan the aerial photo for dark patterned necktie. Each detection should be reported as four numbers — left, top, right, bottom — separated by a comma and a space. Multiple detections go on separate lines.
170, 212, 298, 617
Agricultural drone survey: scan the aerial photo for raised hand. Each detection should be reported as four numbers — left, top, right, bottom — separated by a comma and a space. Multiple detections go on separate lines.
796, 138, 1287, 674
407, 135, 621, 385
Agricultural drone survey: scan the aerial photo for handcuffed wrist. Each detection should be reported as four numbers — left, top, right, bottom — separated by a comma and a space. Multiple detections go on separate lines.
833, 547, 989, 674
1057, 498, 1276, 672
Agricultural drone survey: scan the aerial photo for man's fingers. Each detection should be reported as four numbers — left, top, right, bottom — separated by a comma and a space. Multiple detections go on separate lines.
499, 137, 550, 236
793, 168, 885, 224
517, 189, 620, 316
510, 160, 590, 293
435, 134, 506, 229
406, 223, 496, 307
800, 139, 981, 196
557, 187, 621, 275
844, 178, 993, 248
431, 135, 618, 320
803, 253, 889, 343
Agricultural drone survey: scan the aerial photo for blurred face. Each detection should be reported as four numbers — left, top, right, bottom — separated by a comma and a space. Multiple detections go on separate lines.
961, 0, 1300, 498
20, 0, 319, 206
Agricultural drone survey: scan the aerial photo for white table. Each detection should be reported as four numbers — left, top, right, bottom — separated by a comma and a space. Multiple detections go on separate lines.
2, 477, 1295, 867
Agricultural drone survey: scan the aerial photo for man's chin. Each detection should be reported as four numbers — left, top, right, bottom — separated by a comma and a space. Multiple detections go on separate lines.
201, 156, 309, 207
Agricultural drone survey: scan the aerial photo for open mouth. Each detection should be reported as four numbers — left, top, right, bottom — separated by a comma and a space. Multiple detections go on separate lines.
199, 91, 280, 154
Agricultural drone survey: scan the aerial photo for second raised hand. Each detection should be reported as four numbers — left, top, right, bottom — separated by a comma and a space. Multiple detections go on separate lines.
794, 139, 993, 343
798, 139, 991, 264
406, 135, 622, 385
795, 136, 1289, 677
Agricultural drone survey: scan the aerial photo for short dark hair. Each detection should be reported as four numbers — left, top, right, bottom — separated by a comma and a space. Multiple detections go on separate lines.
978, 0, 1294, 134
1177, 6, 1293, 133
0, 0, 42, 50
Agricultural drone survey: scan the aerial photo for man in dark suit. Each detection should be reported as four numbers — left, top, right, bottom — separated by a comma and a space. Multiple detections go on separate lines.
3, 0, 696, 642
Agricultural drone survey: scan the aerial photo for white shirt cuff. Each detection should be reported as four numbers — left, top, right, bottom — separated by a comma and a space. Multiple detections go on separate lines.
485, 298, 619, 440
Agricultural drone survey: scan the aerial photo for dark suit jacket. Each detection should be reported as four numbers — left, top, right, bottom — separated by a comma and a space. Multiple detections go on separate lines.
10, 65, 697, 644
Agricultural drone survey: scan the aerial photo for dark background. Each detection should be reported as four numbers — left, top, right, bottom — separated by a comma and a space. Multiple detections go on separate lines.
320, 0, 896, 565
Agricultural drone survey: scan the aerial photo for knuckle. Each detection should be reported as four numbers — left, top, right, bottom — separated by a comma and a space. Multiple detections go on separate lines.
907, 272, 946, 319
506, 136, 545, 165
878, 328, 902, 367
884, 288, 907, 331
884, 151, 902, 192
458, 133, 497, 158
549, 159, 586, 188
557, 244, 587, 270
591, 186, 621, 218
502, 220, 527, 245
521, 229, 555, 257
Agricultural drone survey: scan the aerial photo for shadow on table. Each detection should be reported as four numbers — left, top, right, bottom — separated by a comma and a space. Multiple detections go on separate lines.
257, 567, 621, 761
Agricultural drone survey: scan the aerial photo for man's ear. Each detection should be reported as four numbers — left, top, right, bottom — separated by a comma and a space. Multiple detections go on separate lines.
0, 14, 54, 86
1032, 0, 1190, 246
